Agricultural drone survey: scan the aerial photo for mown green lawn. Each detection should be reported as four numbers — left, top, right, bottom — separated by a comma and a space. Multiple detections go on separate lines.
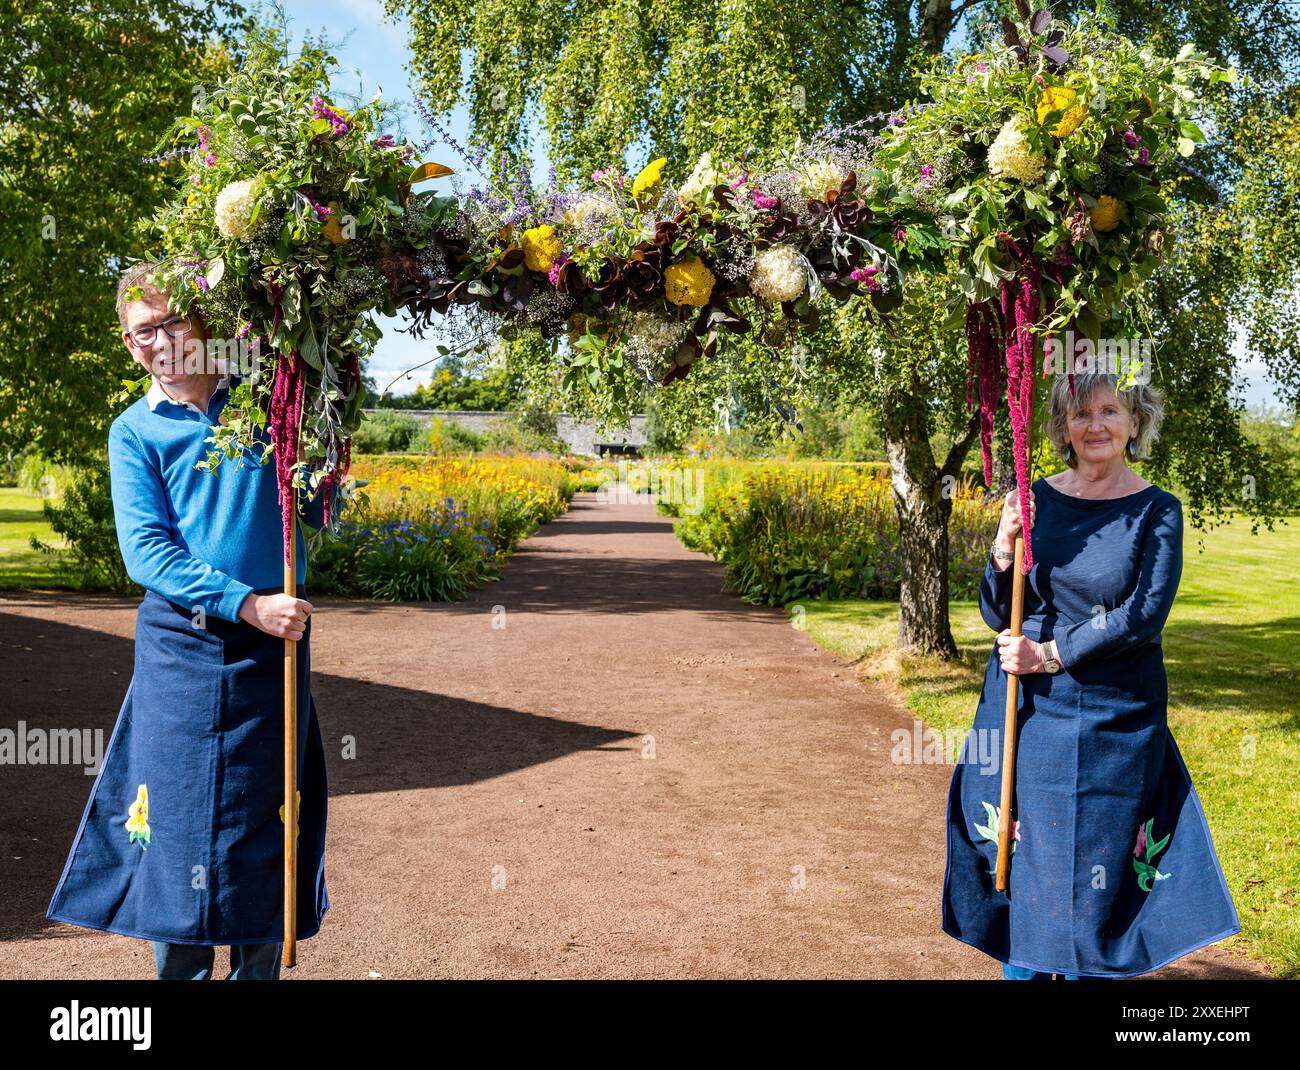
796, 514, 1299, 978
0, 486, 77, 589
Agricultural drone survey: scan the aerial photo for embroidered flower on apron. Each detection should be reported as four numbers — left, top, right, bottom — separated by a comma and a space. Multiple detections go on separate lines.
1133, 817, 1172, 892
125, 784, 151, 850
279, 789, 301, 843
974, 801, 1019, 877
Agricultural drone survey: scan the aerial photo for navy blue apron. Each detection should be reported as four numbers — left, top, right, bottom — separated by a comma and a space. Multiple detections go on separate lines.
942, 479, 1239, 977
47, 585, 328, 945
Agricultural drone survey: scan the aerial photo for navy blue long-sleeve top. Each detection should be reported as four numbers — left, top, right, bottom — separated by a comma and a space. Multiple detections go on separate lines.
978, 476, 1183, 669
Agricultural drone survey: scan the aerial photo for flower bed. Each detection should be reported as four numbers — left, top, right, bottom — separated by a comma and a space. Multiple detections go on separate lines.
308, 455, 574, 600
666, 461, 1000, 605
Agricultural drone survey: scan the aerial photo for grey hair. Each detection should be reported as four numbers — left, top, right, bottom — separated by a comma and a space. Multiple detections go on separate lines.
1044, 372, 1165, 467
115, 260, 168, 327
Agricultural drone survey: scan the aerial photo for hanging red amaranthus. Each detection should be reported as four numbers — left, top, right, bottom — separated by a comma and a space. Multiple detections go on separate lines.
999, 249, 1041, 573
965, 299, 1005, 488
318, 348, 363, 527
268, 347, 306, 565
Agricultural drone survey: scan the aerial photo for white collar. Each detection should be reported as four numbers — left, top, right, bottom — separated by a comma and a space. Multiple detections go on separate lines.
147, 366, 234, 415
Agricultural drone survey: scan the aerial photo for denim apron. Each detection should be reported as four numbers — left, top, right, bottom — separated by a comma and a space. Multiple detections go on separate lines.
47, 586, 329, 945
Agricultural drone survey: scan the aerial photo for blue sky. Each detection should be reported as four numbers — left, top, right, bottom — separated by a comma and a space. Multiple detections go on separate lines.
274, 0, 1287, 412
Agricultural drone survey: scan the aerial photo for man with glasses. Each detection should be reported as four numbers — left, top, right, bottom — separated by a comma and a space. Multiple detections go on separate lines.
46, 261, 332, 979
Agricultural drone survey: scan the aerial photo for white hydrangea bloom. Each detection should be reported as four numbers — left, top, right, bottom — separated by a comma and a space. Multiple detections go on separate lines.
214, 178, 259, 240
749, 244, 807, 303
987, 116, 1046, 184
800, 159, 843, 200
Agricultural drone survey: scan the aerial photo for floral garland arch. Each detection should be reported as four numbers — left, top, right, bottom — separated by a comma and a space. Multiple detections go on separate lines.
134, 3, 1232, 573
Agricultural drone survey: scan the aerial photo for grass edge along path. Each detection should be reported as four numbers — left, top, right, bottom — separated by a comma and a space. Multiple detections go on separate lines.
792, 513, 1298, 979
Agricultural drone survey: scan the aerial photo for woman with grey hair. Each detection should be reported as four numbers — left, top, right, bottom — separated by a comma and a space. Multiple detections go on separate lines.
942, 372, 1240, 979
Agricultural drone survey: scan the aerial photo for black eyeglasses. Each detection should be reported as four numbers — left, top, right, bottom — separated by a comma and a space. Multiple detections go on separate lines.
124, 316, 193, 347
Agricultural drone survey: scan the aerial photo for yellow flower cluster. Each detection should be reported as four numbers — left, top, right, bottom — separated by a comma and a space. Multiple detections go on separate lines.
1036, 86, 1088, 137
522, 224, 563, 273
632, 157, 667, 202
1091, 195, 1122, 232
664, 256, 716, 307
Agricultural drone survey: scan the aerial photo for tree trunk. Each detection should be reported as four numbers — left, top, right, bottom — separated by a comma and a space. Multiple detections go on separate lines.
989, 451, 1016, 502
881, 401, 981, 658
918, 0, 958, 57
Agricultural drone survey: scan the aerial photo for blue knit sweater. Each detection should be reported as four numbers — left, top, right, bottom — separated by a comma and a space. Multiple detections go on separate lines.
108, 375, 325, 623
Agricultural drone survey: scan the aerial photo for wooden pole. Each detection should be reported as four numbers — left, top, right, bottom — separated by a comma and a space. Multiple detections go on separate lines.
994, 320, 1043, 893
283, 459, 299, 967
995, 534, 1025, 892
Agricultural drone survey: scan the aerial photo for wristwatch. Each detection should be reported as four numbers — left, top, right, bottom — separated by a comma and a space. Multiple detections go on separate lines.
1041, 639, 1062, 674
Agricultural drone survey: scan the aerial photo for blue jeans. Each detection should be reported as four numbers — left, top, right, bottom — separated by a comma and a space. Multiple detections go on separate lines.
1002, 962, 1097, 980
152, 941, 283, 980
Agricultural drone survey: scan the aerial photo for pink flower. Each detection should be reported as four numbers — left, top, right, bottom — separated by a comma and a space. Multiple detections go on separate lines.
752, 190, 779, 211
547, 255, 569, 285
851, 266, 882, 292
1011, 820, 1021, 842
729, 167, 749, 190
310, 96, 349, 139
1134, 823, 1147, 859
974, 61, 989, 73
1138, 146, 1150, 165
893, 225, 907, 242
1123, 128, 1142, 150
204, 151, 217, 167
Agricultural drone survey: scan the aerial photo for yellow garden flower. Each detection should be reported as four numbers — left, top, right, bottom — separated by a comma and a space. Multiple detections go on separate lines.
1091, 195, 1122, 232
125, 784, 151, 849
322, 201, 347, 244
521, 224, 563, 273
632, 157, 668, 202
1036, 86, 1088, 136
664, 256, 716, 307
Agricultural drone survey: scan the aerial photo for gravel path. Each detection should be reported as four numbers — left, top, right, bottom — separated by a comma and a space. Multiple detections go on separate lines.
0, 489, 1267, 979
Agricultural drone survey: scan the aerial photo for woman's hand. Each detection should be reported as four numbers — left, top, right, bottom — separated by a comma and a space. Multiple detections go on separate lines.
996, 630, 1047, 674
238, 593, 313, 640
995, 489, 1036, 550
